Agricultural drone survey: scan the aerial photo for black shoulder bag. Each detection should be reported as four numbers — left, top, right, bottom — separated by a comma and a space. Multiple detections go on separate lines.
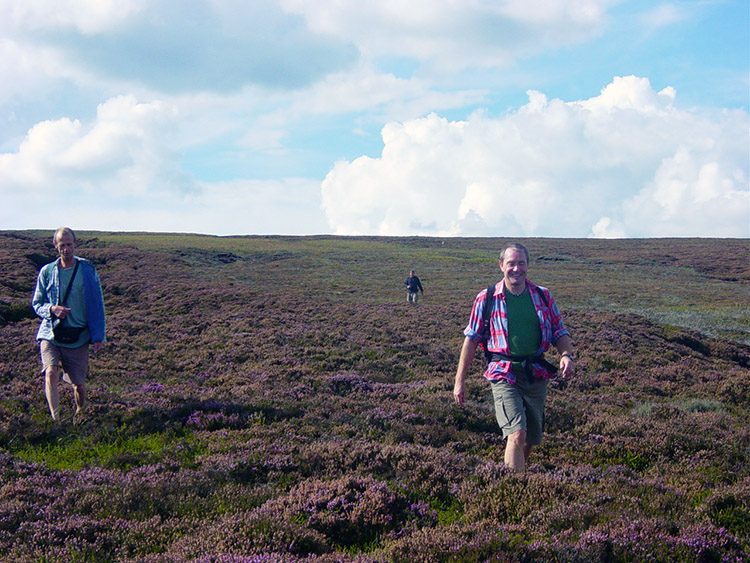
52, 260, 85, 344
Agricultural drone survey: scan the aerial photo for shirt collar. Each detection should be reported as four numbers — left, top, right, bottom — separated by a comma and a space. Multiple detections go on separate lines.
497, 279, 535, 297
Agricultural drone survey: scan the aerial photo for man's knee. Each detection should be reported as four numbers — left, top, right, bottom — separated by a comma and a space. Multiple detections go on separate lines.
45, 365, 60, 380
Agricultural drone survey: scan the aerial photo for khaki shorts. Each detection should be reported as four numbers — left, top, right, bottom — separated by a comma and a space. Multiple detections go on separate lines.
490, 371, 548, 445
40, 340, 89, 386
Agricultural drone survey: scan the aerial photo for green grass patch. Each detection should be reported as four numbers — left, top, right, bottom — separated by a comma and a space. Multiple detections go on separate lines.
632, 402, 656, 417
14, 428, 203, 471
678, 398, 724, 413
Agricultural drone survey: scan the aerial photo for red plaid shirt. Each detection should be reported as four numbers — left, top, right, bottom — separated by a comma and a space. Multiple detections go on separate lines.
463, 280, 569, 383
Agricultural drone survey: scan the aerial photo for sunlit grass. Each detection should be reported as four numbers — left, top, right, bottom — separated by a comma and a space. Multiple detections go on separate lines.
15, 428, 202, 471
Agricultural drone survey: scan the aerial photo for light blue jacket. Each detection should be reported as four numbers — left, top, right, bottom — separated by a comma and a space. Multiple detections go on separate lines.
32, 257, 106, 343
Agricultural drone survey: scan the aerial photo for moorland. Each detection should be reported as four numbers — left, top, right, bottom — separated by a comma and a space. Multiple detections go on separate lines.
0, 232, 748, 562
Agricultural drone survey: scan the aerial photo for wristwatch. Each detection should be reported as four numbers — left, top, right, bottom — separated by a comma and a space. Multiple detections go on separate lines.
561, 352, 574, 361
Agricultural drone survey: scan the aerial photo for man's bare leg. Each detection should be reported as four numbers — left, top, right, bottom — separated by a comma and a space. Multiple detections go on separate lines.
45, 366, 61, 420
505, 429, 528, 472
73, 383, 86, 414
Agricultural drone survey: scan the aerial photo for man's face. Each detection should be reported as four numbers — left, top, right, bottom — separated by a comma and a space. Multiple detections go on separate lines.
500, 249, 528, 290
55, 233, 76, 262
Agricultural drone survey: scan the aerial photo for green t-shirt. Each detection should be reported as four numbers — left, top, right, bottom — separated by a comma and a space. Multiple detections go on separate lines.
506, 289, 542, 370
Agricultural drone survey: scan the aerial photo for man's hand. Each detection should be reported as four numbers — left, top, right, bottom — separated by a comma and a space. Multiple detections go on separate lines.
560, 356, 575, 378
51, 305, 71, 319
555, 336, 575, 378
92, 341, 104, 354
453, 380, 466, 407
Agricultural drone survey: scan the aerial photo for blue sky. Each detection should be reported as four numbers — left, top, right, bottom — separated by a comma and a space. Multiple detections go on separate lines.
1, 0, 748, 237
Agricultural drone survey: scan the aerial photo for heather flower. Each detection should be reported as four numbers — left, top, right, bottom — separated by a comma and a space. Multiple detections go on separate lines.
327, 373, 374, 395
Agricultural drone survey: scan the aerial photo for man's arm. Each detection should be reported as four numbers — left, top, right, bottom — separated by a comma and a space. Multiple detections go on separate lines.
555, 334, 575, 378
91, 271, 106, 353
32, 267, 68, 319
84, 264, 107, 345
453, 337, 479, 406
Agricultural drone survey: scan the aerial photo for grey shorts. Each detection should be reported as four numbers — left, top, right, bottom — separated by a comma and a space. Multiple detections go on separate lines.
490, 372, 548, 445
40, 340, 89, 386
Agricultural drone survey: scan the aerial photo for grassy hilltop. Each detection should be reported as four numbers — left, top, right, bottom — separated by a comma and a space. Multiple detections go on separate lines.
0, 232, 748, 562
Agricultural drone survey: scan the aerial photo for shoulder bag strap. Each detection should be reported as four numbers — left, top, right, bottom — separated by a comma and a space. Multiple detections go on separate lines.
59, 260, 80, 307
535, 286, 549, 307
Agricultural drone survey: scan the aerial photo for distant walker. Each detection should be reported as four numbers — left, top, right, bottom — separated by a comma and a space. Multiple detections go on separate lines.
404, 270, 424, 303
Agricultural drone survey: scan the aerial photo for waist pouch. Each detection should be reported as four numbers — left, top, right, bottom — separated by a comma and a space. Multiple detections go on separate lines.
53, 323, 85, 344
486, 352, 557, 379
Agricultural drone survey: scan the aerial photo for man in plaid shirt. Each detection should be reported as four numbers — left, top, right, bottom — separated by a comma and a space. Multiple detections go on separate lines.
453, 243, 575, 472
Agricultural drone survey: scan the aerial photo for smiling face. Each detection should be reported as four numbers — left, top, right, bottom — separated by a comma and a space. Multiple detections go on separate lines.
500, 248, 528, 294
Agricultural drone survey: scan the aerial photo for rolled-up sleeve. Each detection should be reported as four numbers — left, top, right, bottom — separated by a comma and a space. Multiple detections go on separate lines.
463, 289, 487, 342
548, 296, 569, 344
32, 268, 53, 320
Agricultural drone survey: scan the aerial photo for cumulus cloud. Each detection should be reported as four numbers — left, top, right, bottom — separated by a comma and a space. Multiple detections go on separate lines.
0, 95, 194, 196
0, 91, 328, 235
321, 76, 749, 238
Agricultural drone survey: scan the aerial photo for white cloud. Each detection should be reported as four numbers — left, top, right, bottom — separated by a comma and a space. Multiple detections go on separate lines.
0, 90, 330, 235
1, 2, 747, 239
2, 0, 144, 34
280, 0, 610, 73
1, 0, 358, 96
0, 176, 327, 236
238, 63, 489, 151
579, 75, 676, 112
0, 36, 92, 112
590, 217, 626, 238
639, 3, 689, 30
624, 147, 749, 237
124, 177, 327, 235
0, 95, 191, 196
321, 76, 749, 238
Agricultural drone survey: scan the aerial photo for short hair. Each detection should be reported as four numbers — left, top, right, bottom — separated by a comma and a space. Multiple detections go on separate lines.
53, 227, 76, 244
500, 243, 529, 264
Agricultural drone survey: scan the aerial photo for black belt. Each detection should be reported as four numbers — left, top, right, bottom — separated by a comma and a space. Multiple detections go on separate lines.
485, 351, 558, 377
